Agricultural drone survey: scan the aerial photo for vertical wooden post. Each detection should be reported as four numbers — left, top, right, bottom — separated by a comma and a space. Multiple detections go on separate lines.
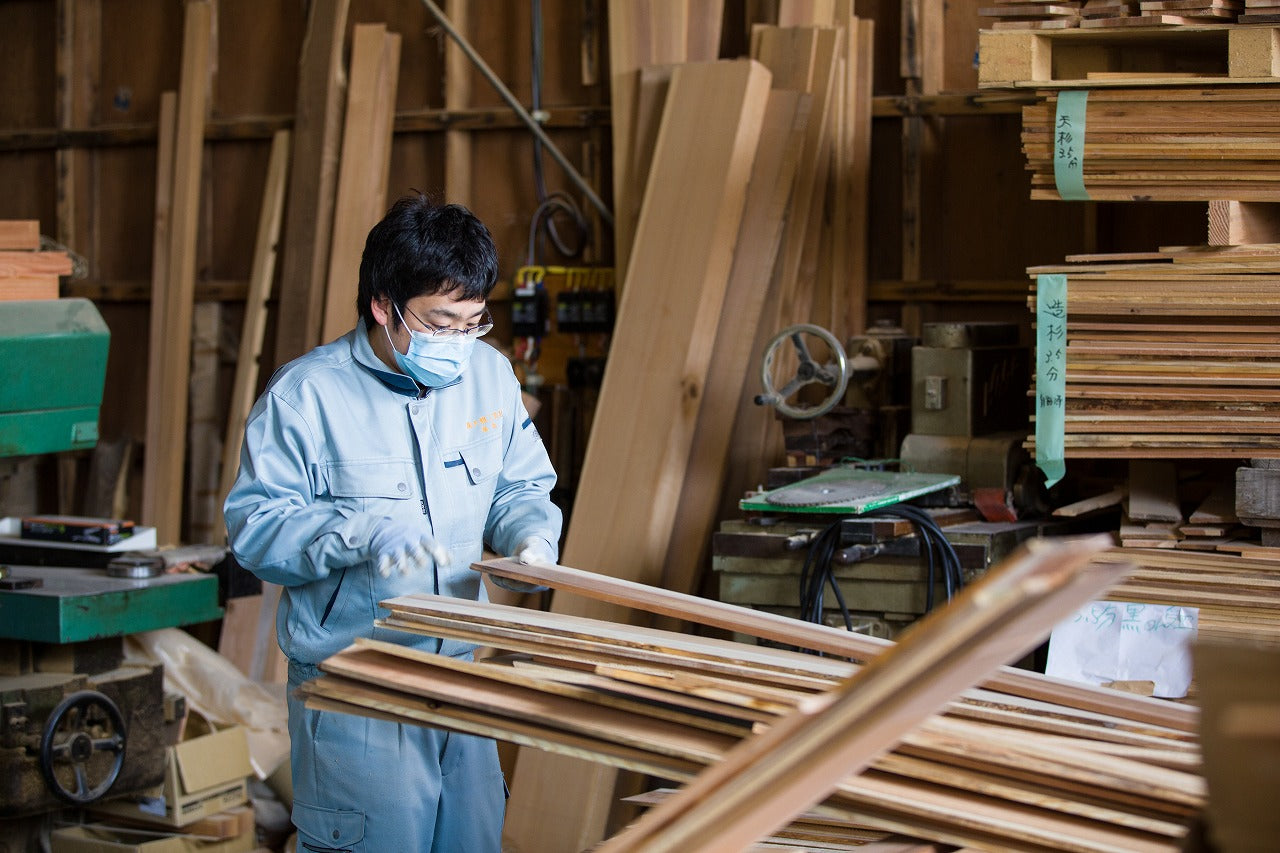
444, 0, 472, 206
899, 0, 942, 338
55, 0, 101, 269
321, 24, 401, 343
273, 0, 349, 371
141, 0, 212, 546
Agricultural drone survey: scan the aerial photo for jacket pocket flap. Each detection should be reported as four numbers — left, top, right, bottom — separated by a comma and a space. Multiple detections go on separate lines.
324, 459, 413, 499
457, 440, 501, 485
292, 799, 366, 847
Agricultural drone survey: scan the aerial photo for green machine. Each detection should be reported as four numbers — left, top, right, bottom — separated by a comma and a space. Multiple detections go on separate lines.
0, 299, 225, 830
0, 298, 109, 457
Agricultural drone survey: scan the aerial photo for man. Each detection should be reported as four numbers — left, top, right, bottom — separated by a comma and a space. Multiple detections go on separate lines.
224, 195, 561, 851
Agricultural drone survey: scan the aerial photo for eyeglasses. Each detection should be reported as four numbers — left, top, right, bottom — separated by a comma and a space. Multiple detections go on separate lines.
398, 303, 493, 339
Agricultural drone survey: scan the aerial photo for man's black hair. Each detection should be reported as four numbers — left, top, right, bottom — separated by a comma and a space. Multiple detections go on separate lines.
357, 193, 499, 329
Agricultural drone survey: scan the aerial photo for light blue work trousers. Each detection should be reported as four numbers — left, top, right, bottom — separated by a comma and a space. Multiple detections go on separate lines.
287, 662, 505, 852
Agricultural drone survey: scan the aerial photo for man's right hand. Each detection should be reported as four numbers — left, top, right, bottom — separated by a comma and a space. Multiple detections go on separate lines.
367, 522, 450, 578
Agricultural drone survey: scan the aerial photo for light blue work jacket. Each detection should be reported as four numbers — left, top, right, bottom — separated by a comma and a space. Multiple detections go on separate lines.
224, 325, 561, 665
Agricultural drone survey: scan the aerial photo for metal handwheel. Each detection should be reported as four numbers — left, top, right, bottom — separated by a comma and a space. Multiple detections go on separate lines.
39, 689, 127, 804
755, 324, 850, 420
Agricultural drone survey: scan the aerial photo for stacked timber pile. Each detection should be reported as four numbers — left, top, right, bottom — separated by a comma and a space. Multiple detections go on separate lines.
1095, 548, 1280, 641
1025, 243, 1280, 458
0, 220, 71, 301
1022, 88, 1280, 201
1242, 0, 1280, 22
302, 545, 1205, 852
980, 0, 1243, 28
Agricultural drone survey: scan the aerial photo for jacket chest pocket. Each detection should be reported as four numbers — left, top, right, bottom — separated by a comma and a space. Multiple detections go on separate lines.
436, 439, 501, 545
322, 458, 417, 520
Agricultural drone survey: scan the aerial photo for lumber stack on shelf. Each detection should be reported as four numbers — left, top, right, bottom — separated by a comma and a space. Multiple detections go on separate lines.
1022, 87, 1280, 201
1026, 243, 1280, 458
1093, 548, 1280, 640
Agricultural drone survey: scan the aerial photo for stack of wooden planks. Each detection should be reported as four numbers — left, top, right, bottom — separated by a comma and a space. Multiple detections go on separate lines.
0, 220, 69, 301
980, 0, 1243, 28
1241, 0, 1280, 22
1094, 548, 1280, 641
1026, 243, 1280, 458
979, 0, 1086, 30
1022, 87, 1280, 201
302, 541, 1204, 852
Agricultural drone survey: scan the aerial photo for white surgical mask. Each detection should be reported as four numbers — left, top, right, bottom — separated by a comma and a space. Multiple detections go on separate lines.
386, 304, 477, 387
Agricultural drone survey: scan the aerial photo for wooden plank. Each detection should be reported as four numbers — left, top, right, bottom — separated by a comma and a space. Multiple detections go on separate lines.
186, 302, 221, 545
660, 88, 809, 602
474, 556, 1200, 733
443, 0, 471, 207
0, 251, 73, 276
272, 0, 348, 371
55, 0, 100, 271
142, 0, 212, 547
607, 0, 696, 289
0, 276, 59, 300
320, 24, 401, 344
599, 535, 1120, 852
503, 59, 772, 853
1126, 460, 1182, 523
0, 220, 39, 251
1207, 200, 1280, 246
219, 129, 290, 536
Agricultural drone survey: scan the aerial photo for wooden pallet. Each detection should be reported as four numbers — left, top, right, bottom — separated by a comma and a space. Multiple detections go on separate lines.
979, 23, 1280, 87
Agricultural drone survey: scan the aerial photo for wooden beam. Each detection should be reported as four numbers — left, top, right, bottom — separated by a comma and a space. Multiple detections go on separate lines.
55, 0, 100, 272
0, 221, 40, 251
272, 0, 348, 371
503, 58, 773, 853
1208, 200, 1280, 246
219, 129, 290, 534
321, 24, 401, 344
142, 0, 212, 546
444, 0, 471, 206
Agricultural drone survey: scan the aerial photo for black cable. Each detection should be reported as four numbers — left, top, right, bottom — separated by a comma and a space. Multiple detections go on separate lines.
796, 504, 967, 639
529, 0, 589, 260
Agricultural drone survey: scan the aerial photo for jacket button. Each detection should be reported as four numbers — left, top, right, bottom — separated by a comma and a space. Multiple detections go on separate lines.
332, 829, 340, 839
471, 468, 481, 478
397, 482, 407, 492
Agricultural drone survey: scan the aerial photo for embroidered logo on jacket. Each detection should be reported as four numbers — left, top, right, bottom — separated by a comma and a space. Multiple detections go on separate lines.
466, 409, 504, 433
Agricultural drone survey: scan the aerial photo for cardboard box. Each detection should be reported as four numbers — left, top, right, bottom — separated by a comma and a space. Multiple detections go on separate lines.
51, 824, 255, 853
95, 723, 250, 828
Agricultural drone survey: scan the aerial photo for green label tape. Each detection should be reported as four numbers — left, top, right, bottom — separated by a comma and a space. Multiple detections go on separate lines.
1036, 274, 1068, 489
1053, 90, 1090, 201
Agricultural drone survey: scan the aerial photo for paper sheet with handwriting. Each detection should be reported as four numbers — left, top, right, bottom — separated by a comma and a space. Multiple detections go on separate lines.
1045, 600, 1198, 699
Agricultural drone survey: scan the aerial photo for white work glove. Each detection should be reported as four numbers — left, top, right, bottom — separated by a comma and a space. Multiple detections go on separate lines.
489, 536, 555, 593
367, 521, 450, 578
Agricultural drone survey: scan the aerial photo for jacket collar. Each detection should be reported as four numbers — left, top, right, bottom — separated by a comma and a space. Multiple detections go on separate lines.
350, 324, 463, 397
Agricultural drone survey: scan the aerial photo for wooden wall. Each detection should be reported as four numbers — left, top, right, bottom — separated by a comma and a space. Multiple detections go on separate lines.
0, 0, 1206, 533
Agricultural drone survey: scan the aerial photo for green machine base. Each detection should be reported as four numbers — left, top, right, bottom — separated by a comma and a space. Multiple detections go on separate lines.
0, 567, 223, 643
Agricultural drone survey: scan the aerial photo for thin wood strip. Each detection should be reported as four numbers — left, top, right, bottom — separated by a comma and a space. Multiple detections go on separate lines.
473, 557, 1200, 732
